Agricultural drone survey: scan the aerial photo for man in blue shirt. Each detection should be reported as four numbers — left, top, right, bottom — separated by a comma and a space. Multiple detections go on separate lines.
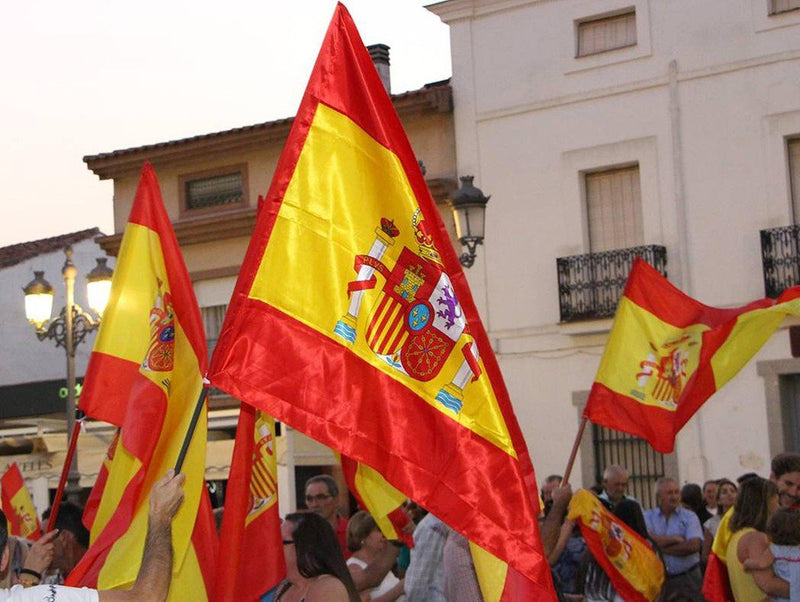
644, 477, 703, 599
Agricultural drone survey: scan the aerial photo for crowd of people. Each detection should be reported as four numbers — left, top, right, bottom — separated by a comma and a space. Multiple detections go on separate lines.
1, 454, 798, 601
542, 452, 800, 601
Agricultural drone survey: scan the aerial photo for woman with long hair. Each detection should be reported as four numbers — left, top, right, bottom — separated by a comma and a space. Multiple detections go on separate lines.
275, 512, 360, 602
346, 511, 405, 601
701, 478, 737, 564
725, 477, 789, 601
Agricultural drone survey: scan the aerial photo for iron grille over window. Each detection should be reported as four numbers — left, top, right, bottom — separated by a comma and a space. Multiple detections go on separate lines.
577, 9, 637, 57
186, 173, 243, 210
761, 225, 800, 298
593, 423, 665, 509
770, 0, 800, 14
557, 244, 666, 322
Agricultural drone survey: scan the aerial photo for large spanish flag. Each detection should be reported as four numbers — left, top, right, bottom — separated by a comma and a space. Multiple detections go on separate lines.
67, 163, 217, 599
568, 489, 664, 601
215, 404, 285, 601
585, 258, 800, 453
1, 463, 42, 541
208, 3, 553, 595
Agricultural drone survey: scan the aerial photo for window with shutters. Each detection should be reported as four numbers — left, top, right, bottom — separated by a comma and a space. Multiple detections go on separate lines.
770, 0, 800, 15
576, 8, 637, 57
179, 164, 248, 216
790, 139, 800, 224
202, 304, 228, 397
585, 164, 643, 252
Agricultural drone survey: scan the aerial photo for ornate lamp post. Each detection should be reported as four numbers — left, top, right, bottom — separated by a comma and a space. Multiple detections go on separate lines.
451, 176, 490, 268
22, 246, 113, 502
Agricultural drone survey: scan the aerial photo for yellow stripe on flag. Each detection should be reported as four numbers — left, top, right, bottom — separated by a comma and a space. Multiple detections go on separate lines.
91, 224, 167, 363
595, 297, 707, 412
248, 103, 514, 456
470, 543, 509, 602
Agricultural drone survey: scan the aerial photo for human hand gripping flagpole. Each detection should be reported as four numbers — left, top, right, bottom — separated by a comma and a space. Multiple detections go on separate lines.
173, 378, 210, 474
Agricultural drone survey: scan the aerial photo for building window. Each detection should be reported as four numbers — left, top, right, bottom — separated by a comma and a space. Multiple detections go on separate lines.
202, 304, 228, 398
577, 9, 637, 57
770, 0, 800, 14
790, 138, 800, 224
180, 165, 248, 215
202, 304, 228, 360
779, 374, 800, 450
592, 423, 666, 509
585, 164, 643, 252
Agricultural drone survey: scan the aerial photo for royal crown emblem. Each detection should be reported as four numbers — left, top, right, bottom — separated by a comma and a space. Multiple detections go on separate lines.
334, 210, 482, 413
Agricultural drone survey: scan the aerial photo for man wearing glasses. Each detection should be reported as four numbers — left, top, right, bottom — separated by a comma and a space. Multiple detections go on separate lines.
304, 475, 350, 557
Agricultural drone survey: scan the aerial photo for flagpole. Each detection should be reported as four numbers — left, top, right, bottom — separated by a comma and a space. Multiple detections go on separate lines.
46, 410, 84, 533
562, 416, 589, 484
174, 383, 209, 474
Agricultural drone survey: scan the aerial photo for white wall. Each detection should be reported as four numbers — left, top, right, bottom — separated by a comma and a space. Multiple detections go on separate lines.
431, 0, 800, 491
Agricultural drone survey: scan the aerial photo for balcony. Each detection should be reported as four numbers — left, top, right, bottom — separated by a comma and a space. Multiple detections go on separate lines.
557, 245, 667, 322
761, 225, 800, 298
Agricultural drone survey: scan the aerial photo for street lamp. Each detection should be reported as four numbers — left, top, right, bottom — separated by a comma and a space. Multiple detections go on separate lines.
451, 176, 490, 268
22, 245, 113, 502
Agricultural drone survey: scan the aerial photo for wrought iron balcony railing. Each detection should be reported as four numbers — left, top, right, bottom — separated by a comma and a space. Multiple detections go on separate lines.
557, 245, 667, 322
761, 225, 800, 298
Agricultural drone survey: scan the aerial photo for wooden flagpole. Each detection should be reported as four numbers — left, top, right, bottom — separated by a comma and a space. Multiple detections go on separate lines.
46, 410, 84, 533
562, 416, 589, 484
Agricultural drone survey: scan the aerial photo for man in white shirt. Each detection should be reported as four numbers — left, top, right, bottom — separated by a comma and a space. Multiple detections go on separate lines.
0, 470, 184, 602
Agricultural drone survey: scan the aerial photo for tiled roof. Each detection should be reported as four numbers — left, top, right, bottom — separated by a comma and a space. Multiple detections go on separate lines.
83, 79, 452, 166
0, 228, 102, 269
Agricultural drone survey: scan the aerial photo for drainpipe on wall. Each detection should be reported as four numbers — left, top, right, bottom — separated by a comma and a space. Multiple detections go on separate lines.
669, 59, 708, 483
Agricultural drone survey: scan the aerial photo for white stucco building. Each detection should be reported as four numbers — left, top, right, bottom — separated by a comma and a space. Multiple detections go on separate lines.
429, 0, 800, 504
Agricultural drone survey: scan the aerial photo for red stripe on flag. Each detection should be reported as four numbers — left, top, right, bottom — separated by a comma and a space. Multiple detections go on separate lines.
212, 299, 551, 589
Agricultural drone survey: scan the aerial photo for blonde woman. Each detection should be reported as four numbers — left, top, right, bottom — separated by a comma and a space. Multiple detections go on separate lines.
346, 511, 405, 602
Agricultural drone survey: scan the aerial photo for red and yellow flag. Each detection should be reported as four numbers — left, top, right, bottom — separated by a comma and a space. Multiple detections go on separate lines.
67, 163, 217, 599
215, 404, 285, 601
568, 489, 664, 602
584, 258, 800, 452
339, 455, 413, 547
1, 463, 41, 541
208, 4, 552, 594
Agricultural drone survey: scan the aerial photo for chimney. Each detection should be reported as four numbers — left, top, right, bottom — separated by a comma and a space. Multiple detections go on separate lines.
367, 44, 391, 95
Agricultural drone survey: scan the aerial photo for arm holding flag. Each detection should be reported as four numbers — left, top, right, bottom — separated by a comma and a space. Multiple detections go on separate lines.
98, 470, 185, 602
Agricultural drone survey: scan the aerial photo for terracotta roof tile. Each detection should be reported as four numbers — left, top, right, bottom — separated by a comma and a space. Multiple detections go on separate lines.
0, 228, 103, 269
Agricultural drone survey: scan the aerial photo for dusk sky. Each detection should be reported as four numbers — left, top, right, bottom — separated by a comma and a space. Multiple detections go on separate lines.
0, 1, 451, 247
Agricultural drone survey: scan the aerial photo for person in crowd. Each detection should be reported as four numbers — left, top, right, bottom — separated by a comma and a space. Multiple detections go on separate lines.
345, 511, 404, 601
583, 498, 660, 601
38, 502, 90, 585
725, 476, 790, 601
771, 452, 800, 512
681, 482, 712, 526
275, 512, 360, 602
547, 514, 587, 596
743, 507, 800, 602
541, 475, 563, 517
702, 478, 738, 564
442, 530, 482, 602
644, 477, 703, 599
599, 466, 638, 510
404, 512, 449, 602
703, 480, 719, 517
0, 469, 186, 601
304, 475, 350, 557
